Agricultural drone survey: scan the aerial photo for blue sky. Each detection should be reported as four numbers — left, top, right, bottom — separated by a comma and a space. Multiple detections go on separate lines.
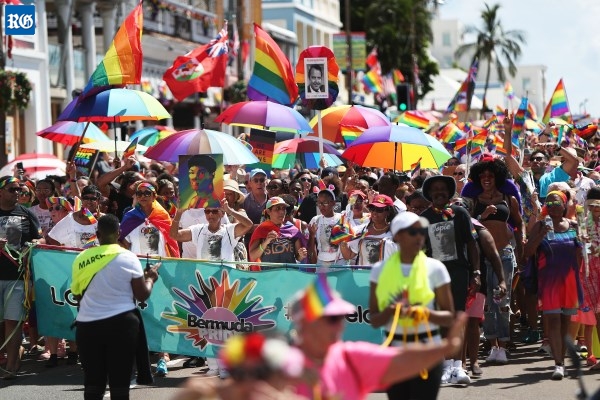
439, 0, 599, 118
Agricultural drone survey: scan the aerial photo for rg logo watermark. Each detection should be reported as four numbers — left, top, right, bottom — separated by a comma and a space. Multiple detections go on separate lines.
4, 5, 35, 35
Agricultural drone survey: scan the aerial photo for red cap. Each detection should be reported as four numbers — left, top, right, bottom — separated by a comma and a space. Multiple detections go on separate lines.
369, 194, 394, 208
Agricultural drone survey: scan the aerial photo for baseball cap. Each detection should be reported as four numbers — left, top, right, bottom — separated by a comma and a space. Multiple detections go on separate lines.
321, 167, 339, 179
249, 168, 267, 179
290, 275, 355, 322
390, 211, 429, 236
369, 194, 394, 208
266, 196, 286, 209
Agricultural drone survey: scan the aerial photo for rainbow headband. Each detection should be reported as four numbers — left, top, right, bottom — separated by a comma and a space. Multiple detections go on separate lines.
46, 197, 73, 212
136, 182, 156, 193
0, 176, 19, 189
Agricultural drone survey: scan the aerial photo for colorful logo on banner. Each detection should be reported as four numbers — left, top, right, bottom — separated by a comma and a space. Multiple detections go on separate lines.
246, 128, 276, 174
178, 154, 224, 210
73, 147, 100, 177
162, 270, 276, 349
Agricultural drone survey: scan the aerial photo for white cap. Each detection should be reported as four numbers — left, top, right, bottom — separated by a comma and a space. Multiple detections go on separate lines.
390, 211, 429, 236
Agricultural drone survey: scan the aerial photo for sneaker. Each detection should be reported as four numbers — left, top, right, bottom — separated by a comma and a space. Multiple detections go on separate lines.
486, 346, 499, 362
155, 358, 168, 377
539, 343, 553, 358
441, 359, 454, 384
495, 347, 508, 364
587, 355, 597, 367
450, 360, 471, 384
551, 365, 564, 380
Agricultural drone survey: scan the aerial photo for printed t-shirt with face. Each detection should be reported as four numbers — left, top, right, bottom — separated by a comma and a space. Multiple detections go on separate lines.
348, 230, 397, 266
0, 205, 42, 280
189, 223, 237, 262
48, 212, 99, 249
179, 208, 229, 258
422, 205, 476, 268
30, 204, 52, 236
309, 213, 342, 262
125, 221, 166, 257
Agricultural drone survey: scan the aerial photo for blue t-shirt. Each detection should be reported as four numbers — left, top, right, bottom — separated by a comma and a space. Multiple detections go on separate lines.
539, 166, 569, 201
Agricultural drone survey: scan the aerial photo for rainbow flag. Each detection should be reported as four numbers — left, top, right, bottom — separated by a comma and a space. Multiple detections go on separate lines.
410, 157, 422, 178
247, 24, 298, 106
471, 130, 488, 147
82, 233, 98, 249
340, 125, 363, 146
362, 67, 383, 93
542, 79, 571, 124
483, 114, 497, 130
439, 122, 464, 143
447, 58, 478, 112
397, 111, 429, 129
123, 138, 138, 159
301, 274, 335, 322
454, 138, 467, 155
81, 0, 143, 98
504, 81, 515, 100
495, 146, 508, 157
392, 69, 404, 85
82, 208, 98, 225
494, 105, 505, 117
329, 215, 355, 245
527, 102, 538, 121
470, 146, 483, 157
512, 97, 528, 147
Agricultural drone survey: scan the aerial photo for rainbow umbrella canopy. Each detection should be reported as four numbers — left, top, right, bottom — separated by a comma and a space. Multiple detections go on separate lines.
36, 121, 111, 146
58, 88, 170, 123
343, 124, 452, 171
273, 137, 344, 169
129, 125, 176, 146
215, 100, 312, 134
307, 105, 390, 146
144, 129, 259, 165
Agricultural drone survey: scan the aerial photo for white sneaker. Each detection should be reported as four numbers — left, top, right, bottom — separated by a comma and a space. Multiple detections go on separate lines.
450, 361, 471, 384
551, 365, 564, 380
495, 347, 508, 364
441, 359, 454, 384
486, 346, 499, 362
539, 343, 553, 358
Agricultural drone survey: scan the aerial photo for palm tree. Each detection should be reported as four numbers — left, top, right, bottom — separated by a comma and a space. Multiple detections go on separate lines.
454, 3, 526, 111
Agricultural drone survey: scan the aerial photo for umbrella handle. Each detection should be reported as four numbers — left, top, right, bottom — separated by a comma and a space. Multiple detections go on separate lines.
69, 121, 91, 164
317, 110, 324, 167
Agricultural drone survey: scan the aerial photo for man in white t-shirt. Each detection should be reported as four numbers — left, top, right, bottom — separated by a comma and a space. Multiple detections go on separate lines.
170, 198, 252, 264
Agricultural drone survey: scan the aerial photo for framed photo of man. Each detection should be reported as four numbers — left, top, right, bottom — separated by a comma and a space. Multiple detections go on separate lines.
305, 57, 328, 99
178, 154, 224, 210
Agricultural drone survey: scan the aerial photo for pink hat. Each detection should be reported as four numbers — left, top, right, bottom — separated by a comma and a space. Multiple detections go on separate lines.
290, 275, 355, 322
369, 194, 394, 208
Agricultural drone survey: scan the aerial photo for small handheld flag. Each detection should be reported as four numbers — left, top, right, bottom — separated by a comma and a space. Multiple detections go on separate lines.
123, 138, 138, 159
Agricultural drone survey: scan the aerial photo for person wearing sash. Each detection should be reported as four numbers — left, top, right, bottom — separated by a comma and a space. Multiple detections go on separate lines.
290, 274, 466, 400
369, 211, 455, 399
72, 214, 159, 400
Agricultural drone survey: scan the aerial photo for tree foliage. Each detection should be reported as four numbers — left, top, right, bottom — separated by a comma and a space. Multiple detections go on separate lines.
454, 3, 526, 109
363, 0, 439, 99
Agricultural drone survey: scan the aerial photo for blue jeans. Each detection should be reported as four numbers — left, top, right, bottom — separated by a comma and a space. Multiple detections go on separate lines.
482, 247, 515, 342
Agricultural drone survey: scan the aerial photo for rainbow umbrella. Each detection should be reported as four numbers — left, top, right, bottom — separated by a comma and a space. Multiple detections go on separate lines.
144, 129, 259, 165
58, 88, 170, 123
273, 137, 344, 169
343, 124, 451, 171
307, 105, 390, 145
36, 121, 110, 146
129, 126, 176, 147
215, 100, 312, 134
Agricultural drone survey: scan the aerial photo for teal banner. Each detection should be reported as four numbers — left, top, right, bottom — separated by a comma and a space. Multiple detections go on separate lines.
32, 247, 381, 357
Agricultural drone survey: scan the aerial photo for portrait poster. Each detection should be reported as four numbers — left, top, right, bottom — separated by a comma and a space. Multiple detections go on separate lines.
246, 128, 276, 174
304, 57, 328, 99
178, 154, 223, 210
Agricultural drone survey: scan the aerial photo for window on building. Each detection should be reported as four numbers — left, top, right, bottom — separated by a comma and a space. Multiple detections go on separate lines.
522, 77, 531, 91
442, 32, 451, 47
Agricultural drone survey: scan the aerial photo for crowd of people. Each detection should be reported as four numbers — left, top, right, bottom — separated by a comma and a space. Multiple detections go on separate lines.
1, 111, 600, 398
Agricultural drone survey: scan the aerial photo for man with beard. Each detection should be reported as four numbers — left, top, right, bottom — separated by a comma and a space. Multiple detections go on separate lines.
421, 175, 479, 385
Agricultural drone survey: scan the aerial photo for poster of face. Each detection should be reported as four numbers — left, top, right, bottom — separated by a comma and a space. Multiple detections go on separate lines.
178, 154, 224, 210
304, 57, 328, 99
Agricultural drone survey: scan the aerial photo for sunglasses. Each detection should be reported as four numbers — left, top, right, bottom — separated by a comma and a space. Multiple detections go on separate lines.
81, 196, 98, 201
19, 191, 31, 197
135, 191, 153, 197
531, 156, 546, 162
5, 187, 22, 194
401, 227, 428, 236
266, 185, 280, 190
545, 200, 563, 207
453, 171, 464, 176
368, 206, 389, 213
50, 205, 65, 212
252, 178, 266, 183
204, 209, 220, 215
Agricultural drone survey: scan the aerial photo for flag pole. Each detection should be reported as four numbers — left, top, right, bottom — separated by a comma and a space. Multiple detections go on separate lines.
317, 110, 324, 166
69, 121, 91, 163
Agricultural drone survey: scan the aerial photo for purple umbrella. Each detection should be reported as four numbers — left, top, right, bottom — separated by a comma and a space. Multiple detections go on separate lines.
215, 100, 311, 134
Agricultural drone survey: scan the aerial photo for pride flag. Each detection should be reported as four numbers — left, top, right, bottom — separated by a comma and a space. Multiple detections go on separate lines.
527, 102, 538, 121
504, 82, 515, 100
81, 0, 143, 98
362, 68, 383, 93
512, 97, 528, 147
247, 24, 298, 106
410, 157, 422, 178
542, 79, 571, 124
447, 58, 478, 112
123, 138, 138, 159
340, 125, 363, 146
397, 111, 429, 129
471, 130, 488, 147
439, 122, 464, 143
301, 274, 335, 322
82, 208, 98, 225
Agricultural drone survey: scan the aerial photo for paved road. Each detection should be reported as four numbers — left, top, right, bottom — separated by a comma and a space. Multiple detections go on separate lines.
3, 342, 600, 399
